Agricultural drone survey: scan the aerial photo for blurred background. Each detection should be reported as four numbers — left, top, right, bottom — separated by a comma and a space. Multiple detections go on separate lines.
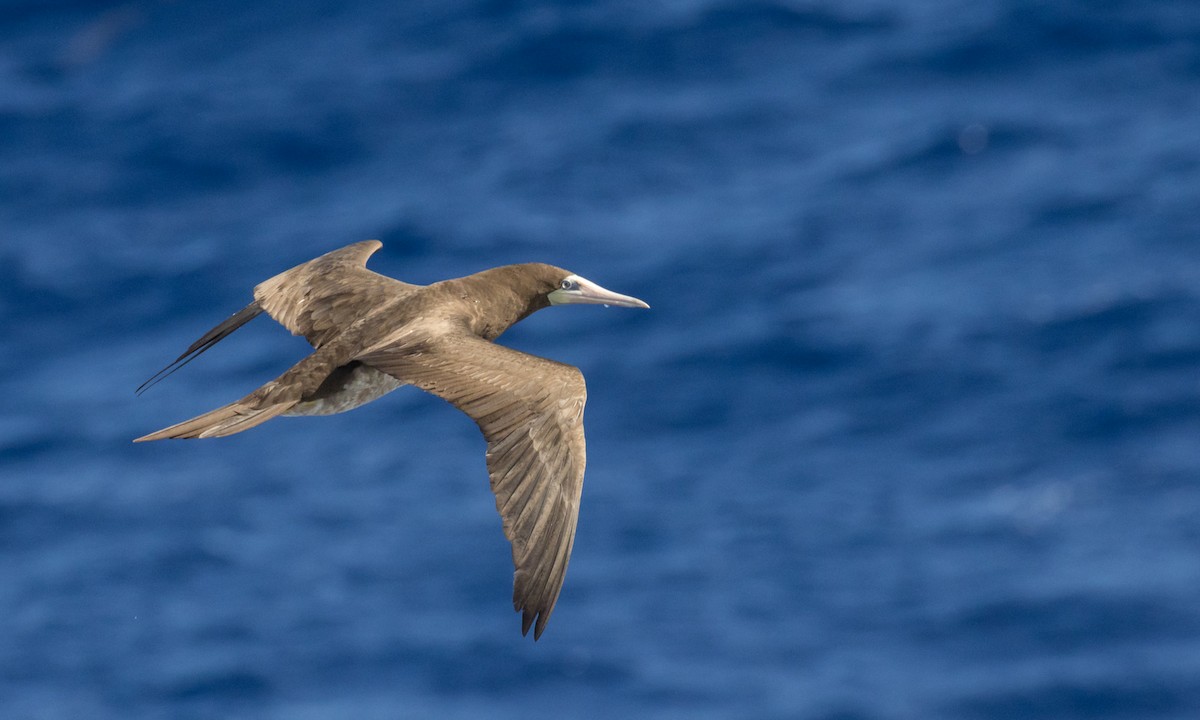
3, 0, 1200, 718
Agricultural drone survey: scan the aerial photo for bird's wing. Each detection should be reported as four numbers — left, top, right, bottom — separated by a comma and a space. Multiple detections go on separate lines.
254, 240, 418, 348
137, 241, 413, 394
137, 301, 264, 394
359, 329, 587, 640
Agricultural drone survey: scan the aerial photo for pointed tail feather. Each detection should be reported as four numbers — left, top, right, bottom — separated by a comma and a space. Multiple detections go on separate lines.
134, 398, 296, 441
136, 310, 354, 442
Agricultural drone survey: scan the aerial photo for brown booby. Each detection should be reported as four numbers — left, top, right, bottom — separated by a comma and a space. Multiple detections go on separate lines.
135, 240, 649, 640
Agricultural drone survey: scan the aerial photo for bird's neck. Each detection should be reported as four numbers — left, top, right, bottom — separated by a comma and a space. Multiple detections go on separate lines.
448, 268, 549, 341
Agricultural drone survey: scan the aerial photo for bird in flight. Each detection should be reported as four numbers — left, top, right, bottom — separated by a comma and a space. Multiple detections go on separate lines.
135, 240, 649, 640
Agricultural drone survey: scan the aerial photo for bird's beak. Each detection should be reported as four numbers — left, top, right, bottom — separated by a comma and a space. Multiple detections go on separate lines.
549, 275, 650, 309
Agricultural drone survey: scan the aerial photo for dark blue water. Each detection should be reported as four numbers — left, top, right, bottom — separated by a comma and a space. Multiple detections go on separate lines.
4, 1, 1200, 717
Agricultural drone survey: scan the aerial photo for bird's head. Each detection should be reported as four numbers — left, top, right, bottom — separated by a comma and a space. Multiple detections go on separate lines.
456, 264, 648, 340
469, 263, 649, 337
534, 265, 650, 309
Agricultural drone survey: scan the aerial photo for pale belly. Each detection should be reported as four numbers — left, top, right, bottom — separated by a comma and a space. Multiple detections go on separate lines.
284, 361, 406, 416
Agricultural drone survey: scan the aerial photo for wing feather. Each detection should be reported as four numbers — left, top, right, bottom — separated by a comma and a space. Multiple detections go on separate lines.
136, 302, 264, 395
253, 240, 416, 348
137, 241, 413, 396
359, 329, 586, 640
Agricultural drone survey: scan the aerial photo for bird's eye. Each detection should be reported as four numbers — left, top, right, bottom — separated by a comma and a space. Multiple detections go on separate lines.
560, 279, 574, 290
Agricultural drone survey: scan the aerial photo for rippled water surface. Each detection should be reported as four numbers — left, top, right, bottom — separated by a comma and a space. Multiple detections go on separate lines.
3, 1, 1200, 718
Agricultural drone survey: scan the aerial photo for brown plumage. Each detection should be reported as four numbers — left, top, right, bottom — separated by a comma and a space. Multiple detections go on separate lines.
135, 240, 648, 640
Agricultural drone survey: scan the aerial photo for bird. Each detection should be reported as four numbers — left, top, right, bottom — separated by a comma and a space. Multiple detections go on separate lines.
134, 240, 649, 640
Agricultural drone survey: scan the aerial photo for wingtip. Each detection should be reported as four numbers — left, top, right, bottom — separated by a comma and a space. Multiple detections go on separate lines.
518, 608, 549, 640
134, 302, 264, 396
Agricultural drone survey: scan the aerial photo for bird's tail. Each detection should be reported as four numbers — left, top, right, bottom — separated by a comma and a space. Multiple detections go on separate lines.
136, 322, 355, 443
134, 396, 297, 441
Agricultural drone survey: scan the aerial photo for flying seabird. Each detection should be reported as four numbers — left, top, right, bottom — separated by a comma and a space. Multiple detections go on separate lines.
135, 240, 649, 640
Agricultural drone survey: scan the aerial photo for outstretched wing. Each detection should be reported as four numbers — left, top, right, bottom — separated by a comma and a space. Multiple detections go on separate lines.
359, 329, 587, 640
254, 239, 417, 348
137, 241, 414, 394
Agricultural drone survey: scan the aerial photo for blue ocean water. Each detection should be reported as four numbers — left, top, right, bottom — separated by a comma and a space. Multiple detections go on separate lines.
3, 0, 1200, 717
